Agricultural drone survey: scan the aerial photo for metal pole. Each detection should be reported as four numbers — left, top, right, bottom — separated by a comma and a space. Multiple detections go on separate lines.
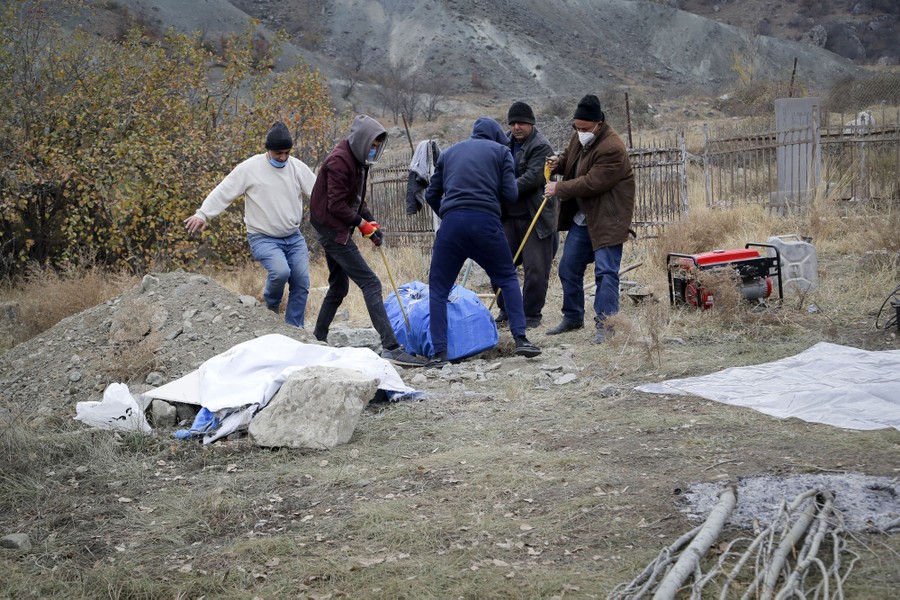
625, 92, 633, 149
460, 258, 475, 288
401, 113, 415, 154
378, 246, 410, 331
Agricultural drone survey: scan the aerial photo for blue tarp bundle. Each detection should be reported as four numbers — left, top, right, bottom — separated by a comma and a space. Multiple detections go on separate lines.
385, 281, 498, 361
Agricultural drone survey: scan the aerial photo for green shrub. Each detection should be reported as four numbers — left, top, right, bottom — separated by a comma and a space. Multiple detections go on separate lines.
0, 2, 334, 277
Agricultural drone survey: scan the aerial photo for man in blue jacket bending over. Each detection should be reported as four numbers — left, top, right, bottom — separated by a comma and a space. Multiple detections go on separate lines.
425, 117, 542, 367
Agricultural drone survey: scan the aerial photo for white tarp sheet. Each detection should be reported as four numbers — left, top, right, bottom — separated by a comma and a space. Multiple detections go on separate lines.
145, 333, 414, 411
635, 342, 900, 431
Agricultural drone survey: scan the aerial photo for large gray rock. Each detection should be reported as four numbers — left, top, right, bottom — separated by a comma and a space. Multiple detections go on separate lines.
249, 366, 377, 449
326, 325, 382, 353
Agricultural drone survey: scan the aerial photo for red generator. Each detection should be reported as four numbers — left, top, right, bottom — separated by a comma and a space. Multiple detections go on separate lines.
667, 243, 783, 309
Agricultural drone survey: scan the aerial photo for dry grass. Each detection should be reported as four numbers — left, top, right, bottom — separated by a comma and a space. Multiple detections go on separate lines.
1, 145, 899, 598
0, 264, 137, 353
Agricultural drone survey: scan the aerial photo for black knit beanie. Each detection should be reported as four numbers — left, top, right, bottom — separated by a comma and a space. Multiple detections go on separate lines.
507, 101, 535, 125
573, 95, 604, 122
265, 121, 293, 150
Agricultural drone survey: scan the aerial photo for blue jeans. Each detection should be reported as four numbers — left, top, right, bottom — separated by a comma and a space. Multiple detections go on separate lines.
430, 209, 526, 354
557, 224, 622, 325
248, 231, 310, 328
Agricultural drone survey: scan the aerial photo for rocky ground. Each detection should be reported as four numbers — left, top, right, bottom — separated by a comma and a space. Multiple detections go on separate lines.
1, 266, 899, 596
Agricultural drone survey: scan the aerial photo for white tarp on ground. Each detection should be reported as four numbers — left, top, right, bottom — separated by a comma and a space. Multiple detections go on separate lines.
146, 333, 414, 411
636, 342, 900, 431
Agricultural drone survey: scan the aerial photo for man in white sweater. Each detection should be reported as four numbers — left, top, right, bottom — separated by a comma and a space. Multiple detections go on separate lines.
185, 121, 317, 328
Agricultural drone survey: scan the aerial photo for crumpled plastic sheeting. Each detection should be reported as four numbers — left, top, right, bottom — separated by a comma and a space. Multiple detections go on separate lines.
147, 333, 417, 444
636, 342, 900, 431
147, 333, 414, 412
75, 382, 152, 433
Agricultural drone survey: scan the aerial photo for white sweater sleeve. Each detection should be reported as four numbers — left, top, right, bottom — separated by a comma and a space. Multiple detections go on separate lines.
292, 157, 317, 199
195, 161, 250, 221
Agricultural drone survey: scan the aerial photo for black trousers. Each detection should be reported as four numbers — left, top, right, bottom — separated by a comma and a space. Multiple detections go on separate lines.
497, 216, 559, 320
313, 234, 399, 351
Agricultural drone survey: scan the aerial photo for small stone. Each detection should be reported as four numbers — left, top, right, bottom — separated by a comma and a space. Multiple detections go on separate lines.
150, 399, 177, 428
141, 274, 160, 293
553, 373, 577, 385
598, 384, 617, 397
67, 371, 82, 383
0, 533, 32, 551
145, 372, 165, 386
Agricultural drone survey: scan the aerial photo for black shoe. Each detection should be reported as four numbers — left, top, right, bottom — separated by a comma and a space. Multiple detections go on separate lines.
267, 304, 280, 314
381, 346, 427, 367
525, 317, 542, 329
426, 350, 449, 368
495, 310, 508, 324
514, 335, 542, 358
546, 320, 583, 335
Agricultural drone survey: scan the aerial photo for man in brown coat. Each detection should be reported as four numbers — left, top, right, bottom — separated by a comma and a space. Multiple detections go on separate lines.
544, 95, 635, 343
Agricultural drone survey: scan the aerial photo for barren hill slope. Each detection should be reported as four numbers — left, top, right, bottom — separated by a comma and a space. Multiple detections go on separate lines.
76, 0, 869, 106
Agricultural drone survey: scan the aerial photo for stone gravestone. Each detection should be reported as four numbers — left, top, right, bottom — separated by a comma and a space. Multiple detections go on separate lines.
769, 98, 821, 215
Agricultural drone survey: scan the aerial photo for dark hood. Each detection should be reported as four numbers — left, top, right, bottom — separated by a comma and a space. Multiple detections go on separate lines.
347, 115, 388, 164
471, 117, 507, 145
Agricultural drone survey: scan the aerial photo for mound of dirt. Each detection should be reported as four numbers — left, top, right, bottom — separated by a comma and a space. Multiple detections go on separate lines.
0, 272, 316, 424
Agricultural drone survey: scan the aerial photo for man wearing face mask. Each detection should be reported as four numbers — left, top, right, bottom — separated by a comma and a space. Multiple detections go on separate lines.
544, 95, 635, 344
309, 114, 426, 367
185, 121, 316, 328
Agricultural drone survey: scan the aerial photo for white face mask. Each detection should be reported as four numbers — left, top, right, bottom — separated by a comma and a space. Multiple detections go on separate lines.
577, 131, 595, 147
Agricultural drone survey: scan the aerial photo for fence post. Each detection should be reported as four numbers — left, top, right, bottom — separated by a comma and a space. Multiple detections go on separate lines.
625, 92, 633, 149
859, 118, 868, 201
680, 131, 688, 214
703, 123, 711, 208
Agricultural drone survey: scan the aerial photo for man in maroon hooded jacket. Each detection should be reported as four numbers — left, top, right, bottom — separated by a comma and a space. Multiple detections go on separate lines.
309, 115, 425, 367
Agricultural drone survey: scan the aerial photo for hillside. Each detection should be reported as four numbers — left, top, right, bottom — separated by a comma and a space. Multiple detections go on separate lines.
68, 0, 879, 113
679, 0, 898, 65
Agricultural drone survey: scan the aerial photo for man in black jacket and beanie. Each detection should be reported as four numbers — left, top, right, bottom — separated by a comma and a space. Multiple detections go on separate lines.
495, 101, 557, 329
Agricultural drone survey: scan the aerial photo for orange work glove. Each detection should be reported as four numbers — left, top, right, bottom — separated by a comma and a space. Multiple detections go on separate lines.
358, 220, 383, 246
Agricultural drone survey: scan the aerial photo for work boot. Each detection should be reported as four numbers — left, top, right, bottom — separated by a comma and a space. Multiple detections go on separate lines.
593, 317, 614, 344
381, 346, 427, 367
514, 335, 542, 358
495, 309, 508, 324
426, 350, 449, 368
546, 320, 583, 335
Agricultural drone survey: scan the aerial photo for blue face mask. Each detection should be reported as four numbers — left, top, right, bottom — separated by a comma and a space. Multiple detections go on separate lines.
268, 156, 288, 168
367, 148, 377, 162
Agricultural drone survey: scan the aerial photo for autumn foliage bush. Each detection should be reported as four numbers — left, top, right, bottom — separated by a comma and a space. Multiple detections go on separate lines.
0, 1, 335, 277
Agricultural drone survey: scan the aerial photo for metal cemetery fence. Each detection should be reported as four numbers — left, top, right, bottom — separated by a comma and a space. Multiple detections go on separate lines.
819, 115, 900, 203
629, 133, 688, 234
366, 135, 689, 248
364, 161, 437, 249
703, 106, 900, 212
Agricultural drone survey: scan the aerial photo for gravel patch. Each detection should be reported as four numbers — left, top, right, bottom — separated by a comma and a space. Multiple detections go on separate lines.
682, 473, 900, 532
